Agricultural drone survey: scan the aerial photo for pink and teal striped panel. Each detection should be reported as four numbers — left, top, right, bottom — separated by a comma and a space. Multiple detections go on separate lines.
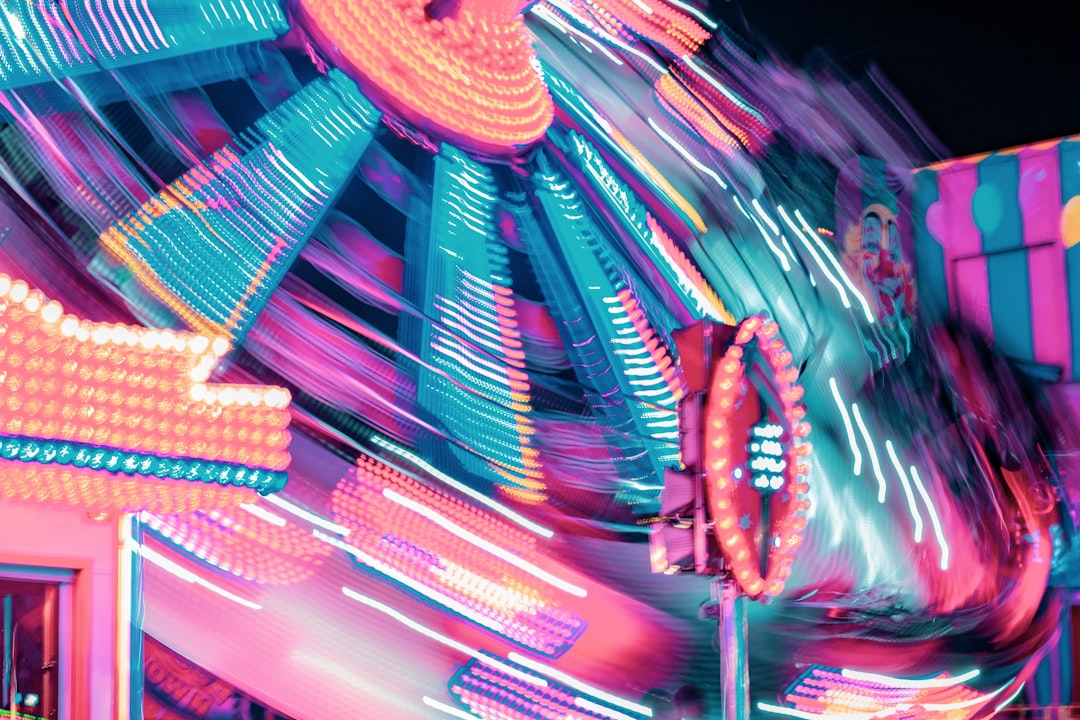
914, 136, 1080, 381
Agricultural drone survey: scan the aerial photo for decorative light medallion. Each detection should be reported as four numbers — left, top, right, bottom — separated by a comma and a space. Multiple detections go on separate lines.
0, 275, 291, 513
703, 315, 811, 599
293, 0, 553, 156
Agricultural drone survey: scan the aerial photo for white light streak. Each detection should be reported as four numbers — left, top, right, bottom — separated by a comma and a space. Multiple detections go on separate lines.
383, 489, 586, 597
422, 696, 482, 719
263, 494, 350, 535
370, 435, 554, 538
138, 543, 261, 610
840, 667, 980, 688
794, 208, 875, 323
850, 403, 886, 503
885, 440, 924, 543
909, 465, 950, 570
342, 586, 546, 688
238, 502, 286, 527
828, 377, 862, 476
507, 652, 652, 717
646, 117, 728, 190
777, 205, 849, 309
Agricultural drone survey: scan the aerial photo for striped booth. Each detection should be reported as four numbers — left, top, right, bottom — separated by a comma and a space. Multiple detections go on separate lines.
915, 136, 1080, 710
914, 135, 1080, 381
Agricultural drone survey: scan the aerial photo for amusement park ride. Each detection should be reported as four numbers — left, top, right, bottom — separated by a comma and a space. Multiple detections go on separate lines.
0, 0, 1077, 718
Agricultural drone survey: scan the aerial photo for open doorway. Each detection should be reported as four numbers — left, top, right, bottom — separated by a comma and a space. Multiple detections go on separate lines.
1, 568, 70, 720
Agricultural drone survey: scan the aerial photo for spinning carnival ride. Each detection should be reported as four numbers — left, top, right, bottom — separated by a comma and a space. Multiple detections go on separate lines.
0, 0, 1074, 718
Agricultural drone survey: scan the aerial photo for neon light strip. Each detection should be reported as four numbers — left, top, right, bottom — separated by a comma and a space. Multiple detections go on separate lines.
383, 489, 586, 597
117, 515, 135, 719
341, 586, 547, 688
532, 162, 686, 480
451, 657, 652, 720
840, 668, 980, 689
320, 533, 508, 635
759, 703, 871, 720
779, 666, 1008, 719
331, 462, 586, 657
664, 0, 718, 28
681, 57, 769, 126
100, 70, 379, 341
142, 507, 331, 586
828, 377, 863, 477
136, 543, 261, 610
262, 494, 350, 535
420, 148, 543, 500
793, 209, 876, 324
0, 0, 286, 90
506, 652, 653, 717
994, 682, 1025, 713
908, 465, 951, 570
647, 118, 728, 190
777, 205, 850, 310
779, 234, 799, 262
530, 4, 626, 66
735, 196, 789, 271
562, 127, 732, 324
371, 429, 553, 538
850, 403, 887, 503
238, 502, 286, 527
422, 697, 482, 720
606, 127, 707, 232
884, 440, 924, 543
751, 198, 781, 236
543, 0, 668, 74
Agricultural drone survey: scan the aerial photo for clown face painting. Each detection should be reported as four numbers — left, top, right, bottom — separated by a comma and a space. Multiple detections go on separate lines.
844, 201, 916, 322
836, 158, 917, 326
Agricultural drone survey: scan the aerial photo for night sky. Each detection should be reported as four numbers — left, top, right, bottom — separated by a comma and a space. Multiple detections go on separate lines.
708, 0, 1079, 158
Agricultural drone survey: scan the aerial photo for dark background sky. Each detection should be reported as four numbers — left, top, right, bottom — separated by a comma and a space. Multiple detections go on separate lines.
707, 0, 1078, 158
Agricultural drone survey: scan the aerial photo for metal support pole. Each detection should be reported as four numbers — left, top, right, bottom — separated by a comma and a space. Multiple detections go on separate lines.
121, 514, 146, 720
2, 593, 10, 710
715, 573, 749, 720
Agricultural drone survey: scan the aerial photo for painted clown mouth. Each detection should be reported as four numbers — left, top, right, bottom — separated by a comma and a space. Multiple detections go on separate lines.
293, 0, 553, 156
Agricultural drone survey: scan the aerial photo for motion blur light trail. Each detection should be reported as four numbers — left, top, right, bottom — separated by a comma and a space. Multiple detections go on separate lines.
0, 0, 1075, 718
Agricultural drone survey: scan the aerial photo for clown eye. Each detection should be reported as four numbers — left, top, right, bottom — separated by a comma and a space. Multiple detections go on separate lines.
862, 214, 882, 251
